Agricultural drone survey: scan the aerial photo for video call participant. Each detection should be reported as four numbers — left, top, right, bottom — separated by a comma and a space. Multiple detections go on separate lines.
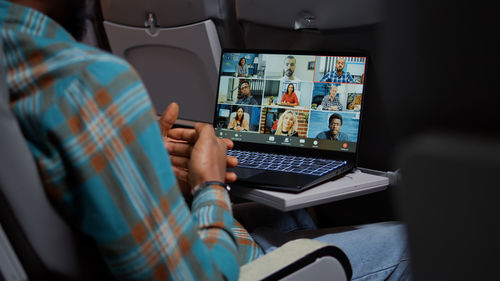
320, 57, 355, 83
236, 81, 259, 105
316, 113, 350, 141
236, 57, 248, 77
227, 107, 249, 131
280, 83, 299, 106
281, 55, 300, 82
320, 84, 343, 111
275, 110, 299, 137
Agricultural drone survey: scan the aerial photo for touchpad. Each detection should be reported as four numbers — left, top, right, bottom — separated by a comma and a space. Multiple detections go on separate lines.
229, 167, 264, 179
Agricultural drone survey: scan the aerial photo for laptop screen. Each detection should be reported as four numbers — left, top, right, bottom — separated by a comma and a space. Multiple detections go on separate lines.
214, 50, 367, 153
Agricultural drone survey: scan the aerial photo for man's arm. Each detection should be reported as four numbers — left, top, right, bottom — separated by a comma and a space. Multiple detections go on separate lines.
42, 61, 257, 280
333, 97, 343, 111
320, 71, 332, 82
320, 95, 329, 109
347, 73, 355, 83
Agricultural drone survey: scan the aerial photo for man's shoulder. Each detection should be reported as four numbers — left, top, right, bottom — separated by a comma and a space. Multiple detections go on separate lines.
316, 130, 330, 139
249, 96, 258, 104
58, 43, 141, 90
338, 131, 350, 141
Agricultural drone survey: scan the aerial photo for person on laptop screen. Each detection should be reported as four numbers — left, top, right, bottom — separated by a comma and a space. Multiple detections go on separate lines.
281, 55, 301, 82
236, 81, 259, 105
320, 84, 343, 111
235, 57, 249, 77
227, 107, 249, 131
280, 83, 299, 106
275, 110, 299, 137
316, 113, 350, 141
320, 57, 355, 83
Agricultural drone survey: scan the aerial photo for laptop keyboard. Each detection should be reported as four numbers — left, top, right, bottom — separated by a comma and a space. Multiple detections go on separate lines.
227, 150, 347, 176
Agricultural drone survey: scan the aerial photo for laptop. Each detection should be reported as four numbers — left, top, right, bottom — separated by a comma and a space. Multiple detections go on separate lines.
213, 50, 368, 193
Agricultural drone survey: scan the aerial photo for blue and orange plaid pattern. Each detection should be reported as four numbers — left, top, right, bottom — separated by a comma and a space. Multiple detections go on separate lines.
0, 1, 262, 280
320, 70, 355, 83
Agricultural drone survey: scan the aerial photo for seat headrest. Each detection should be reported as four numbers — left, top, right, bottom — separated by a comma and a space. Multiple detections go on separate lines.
100, 0, 224, 27
236, 0, 383, 30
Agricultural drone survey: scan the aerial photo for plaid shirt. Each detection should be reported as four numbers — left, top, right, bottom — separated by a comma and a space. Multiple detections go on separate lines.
0, 2, 261, 280
320, 94, 343, 111
320, 70, 355, 83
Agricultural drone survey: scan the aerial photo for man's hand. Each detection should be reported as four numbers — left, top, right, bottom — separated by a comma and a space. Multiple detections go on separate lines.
159, 103, 238, 195
188, 123, 228, 189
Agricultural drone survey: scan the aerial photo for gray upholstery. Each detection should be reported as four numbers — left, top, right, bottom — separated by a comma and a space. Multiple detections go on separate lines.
102, 19, 221, 123
236, 0, 382, 30
99, 0, 245, 123
396, 134, 500, 280
0, 41, 110, 280
240, 239, 351, 281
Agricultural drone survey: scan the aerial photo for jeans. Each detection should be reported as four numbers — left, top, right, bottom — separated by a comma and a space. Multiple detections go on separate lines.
233, 203, 412, 281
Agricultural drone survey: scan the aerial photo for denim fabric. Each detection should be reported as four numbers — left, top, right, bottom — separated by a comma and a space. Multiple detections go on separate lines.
314, 222, 411, 281
234, 203, 411, 281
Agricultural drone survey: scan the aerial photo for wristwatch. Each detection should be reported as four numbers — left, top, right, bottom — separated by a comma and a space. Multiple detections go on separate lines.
191, 181, 231, 196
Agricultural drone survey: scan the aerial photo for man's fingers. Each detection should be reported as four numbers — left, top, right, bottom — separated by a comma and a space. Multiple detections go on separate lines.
173, 166, 189, 182
168, 127, 197, 143
225, 172, 237, 183
166, 142, 192, 157
159, 103, 179, 136
193, 123, 218, 143
170, 155, 189, 169
220, 138, 234, 150
227, 156, 238, 168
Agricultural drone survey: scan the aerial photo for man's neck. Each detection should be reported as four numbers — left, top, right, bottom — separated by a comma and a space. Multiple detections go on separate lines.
336, 69, 343, 76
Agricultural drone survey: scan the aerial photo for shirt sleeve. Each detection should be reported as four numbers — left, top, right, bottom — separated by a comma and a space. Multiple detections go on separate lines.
320, 95, 328, 108
292, 93, 299, 105
320, 72, 331, 82
347, 73, 355, 83
35, 59, 261, 280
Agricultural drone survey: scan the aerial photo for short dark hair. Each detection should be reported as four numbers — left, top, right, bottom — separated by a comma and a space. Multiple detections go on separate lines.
239, 80, 250, 89
284, 55, 296, 62
329, 113, 343, 126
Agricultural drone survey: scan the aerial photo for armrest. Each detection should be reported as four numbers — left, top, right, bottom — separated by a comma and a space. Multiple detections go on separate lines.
239, 239, 352, 281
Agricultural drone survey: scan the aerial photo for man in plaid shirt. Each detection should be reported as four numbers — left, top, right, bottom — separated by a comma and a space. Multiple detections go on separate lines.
0, 1, 261, 280
320, 57, 355, 83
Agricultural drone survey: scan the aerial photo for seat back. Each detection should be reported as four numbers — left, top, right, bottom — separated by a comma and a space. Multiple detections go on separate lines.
0, 40, 110, 281
384, 1, 500, 279
99, 0, 237, 123
396, 134, 500, 281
